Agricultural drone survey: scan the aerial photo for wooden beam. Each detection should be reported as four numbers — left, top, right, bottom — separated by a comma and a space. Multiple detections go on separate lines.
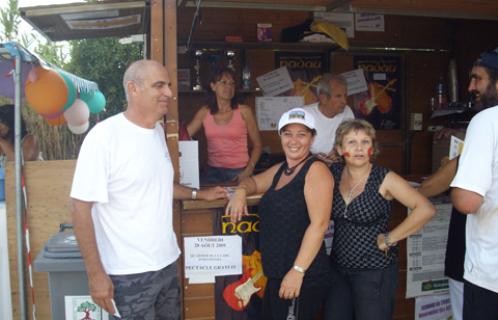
164, 0, 180, 181
150, 0, 164, 63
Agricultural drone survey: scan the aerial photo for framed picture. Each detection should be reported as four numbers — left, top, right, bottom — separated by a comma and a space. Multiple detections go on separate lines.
275, 51, 328, 105
352, 55, 403, 129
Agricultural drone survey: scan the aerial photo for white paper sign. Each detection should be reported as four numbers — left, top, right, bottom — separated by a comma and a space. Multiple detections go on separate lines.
355, 13, 385, 32
179, 141, 199, 189
255, 96, 304, 131
449, 135, 464, 160
184, 235, 242, 281
406, 203, 451, 298
415, 294, 452, 320
256, 66, 294, 97
314, 12, 355, 38
340, 69, 368, 96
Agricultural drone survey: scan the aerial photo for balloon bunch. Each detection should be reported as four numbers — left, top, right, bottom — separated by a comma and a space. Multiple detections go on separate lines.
24, 66, 106, 134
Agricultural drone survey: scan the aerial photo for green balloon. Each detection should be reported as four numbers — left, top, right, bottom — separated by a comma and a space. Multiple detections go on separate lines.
59, 72, 77, 111
80, 90, 106, 114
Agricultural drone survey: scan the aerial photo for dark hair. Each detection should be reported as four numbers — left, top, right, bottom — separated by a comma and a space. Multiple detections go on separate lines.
474, 49, 498, 85
0, 104, 28, 145
206, 67, 238, 114
474, 61, 498, 86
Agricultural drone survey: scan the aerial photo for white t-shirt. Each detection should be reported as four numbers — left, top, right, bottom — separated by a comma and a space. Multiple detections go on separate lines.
71, 113, 180, 275
304, 103, 355, 154
450, 105, 498, 293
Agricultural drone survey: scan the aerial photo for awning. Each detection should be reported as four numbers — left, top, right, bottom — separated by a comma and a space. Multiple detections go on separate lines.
0, 42, 98, 100
19, 0, 148, 41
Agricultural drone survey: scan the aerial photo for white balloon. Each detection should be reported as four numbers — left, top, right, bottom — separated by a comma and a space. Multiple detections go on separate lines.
67, 121, 89, 135
64, 98, 90, 126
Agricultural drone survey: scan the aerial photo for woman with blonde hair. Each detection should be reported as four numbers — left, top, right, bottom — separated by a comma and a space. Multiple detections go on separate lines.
324, 119, 435, 320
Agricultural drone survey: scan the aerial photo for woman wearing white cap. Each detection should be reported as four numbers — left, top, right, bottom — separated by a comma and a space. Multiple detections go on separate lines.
226, 107, 333, 319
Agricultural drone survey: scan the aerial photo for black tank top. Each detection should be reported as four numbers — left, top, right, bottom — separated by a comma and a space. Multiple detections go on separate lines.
259, 157, 331, 279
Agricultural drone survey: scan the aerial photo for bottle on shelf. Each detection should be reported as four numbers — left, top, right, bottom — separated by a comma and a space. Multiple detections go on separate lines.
242, 65, 251, 90
435, 76, 448, 110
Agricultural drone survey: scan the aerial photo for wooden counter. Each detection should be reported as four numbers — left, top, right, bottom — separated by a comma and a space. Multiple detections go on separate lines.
179, 196, 414, 320
5, 160, 415, 320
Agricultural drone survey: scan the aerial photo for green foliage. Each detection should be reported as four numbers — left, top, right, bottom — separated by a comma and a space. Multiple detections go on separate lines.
1, 1, 143, 159
67, 38, 143, 118
0, 0, 20, 41
35, 41, 68, 68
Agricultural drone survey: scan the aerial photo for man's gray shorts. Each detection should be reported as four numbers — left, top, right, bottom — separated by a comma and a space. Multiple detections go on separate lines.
109, 261, 180, 319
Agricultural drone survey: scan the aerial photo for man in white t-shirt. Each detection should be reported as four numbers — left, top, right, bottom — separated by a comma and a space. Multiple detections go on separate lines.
450, 49, 498, 320
71, 60, 226, 319
304, 74, 355, 156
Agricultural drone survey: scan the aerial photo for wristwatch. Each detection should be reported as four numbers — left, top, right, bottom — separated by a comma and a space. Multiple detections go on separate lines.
191, 188, 198, 200
384, 232, 398, 248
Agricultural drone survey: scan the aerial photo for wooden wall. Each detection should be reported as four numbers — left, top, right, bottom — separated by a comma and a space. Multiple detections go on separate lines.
174, 7, 498, 319
176, 7, 498, 175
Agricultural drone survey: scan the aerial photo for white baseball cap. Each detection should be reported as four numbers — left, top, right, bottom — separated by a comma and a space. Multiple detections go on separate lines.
278, 107, 316, 134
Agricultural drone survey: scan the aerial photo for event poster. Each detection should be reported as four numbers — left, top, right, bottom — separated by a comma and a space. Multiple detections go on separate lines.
406, 202, 451, 298
214, 209, 265, 320
275, 51, 327, 105
353, 55, 402, 129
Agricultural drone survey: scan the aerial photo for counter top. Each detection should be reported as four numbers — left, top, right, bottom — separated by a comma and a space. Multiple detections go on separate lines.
181, 194, 262, 210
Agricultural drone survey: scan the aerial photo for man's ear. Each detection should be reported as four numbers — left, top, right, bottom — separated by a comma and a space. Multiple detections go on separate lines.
127, 81, 136, 97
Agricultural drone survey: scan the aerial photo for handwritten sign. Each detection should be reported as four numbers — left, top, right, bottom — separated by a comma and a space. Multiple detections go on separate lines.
256, 66, 294, 96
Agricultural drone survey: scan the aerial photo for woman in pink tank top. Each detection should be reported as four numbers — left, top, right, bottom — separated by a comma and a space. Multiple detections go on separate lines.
187, 67, 262, 184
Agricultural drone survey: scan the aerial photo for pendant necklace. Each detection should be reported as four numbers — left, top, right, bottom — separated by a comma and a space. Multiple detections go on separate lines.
284, 154, 311, 176
343, 165, 371, 218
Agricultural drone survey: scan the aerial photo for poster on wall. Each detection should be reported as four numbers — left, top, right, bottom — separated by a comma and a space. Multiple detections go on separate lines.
352, 55, 403, 129
213, 209, 266, 320
275, 51, 327, 105
406, 202, 451, 298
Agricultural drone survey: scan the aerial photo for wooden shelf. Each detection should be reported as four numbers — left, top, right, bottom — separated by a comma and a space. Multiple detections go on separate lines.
179, 88, 261, 94
178, 40, 338, 51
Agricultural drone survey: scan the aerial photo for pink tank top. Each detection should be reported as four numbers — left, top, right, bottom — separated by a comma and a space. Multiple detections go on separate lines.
203, 107, 249, 168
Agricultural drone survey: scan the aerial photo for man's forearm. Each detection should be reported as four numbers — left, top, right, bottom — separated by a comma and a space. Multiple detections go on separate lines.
173, 183, 193, 200
72, 200, 106, 277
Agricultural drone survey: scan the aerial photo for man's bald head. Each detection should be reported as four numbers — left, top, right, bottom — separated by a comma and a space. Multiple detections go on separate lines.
123, 60, 165, 101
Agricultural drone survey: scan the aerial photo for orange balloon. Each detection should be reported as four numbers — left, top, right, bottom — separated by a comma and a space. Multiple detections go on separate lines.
25, 66, 68, 115
43, 111, 66, 126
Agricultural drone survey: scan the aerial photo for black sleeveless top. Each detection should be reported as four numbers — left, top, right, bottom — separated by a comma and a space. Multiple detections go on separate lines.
330, 163, 396, 269
259, 157, 331, 279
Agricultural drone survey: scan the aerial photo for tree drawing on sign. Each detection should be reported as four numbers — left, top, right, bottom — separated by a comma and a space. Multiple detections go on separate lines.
76, 301, 97, 320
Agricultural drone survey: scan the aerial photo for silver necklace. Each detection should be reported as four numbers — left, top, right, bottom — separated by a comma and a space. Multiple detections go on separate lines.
343, 165, 371, 218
